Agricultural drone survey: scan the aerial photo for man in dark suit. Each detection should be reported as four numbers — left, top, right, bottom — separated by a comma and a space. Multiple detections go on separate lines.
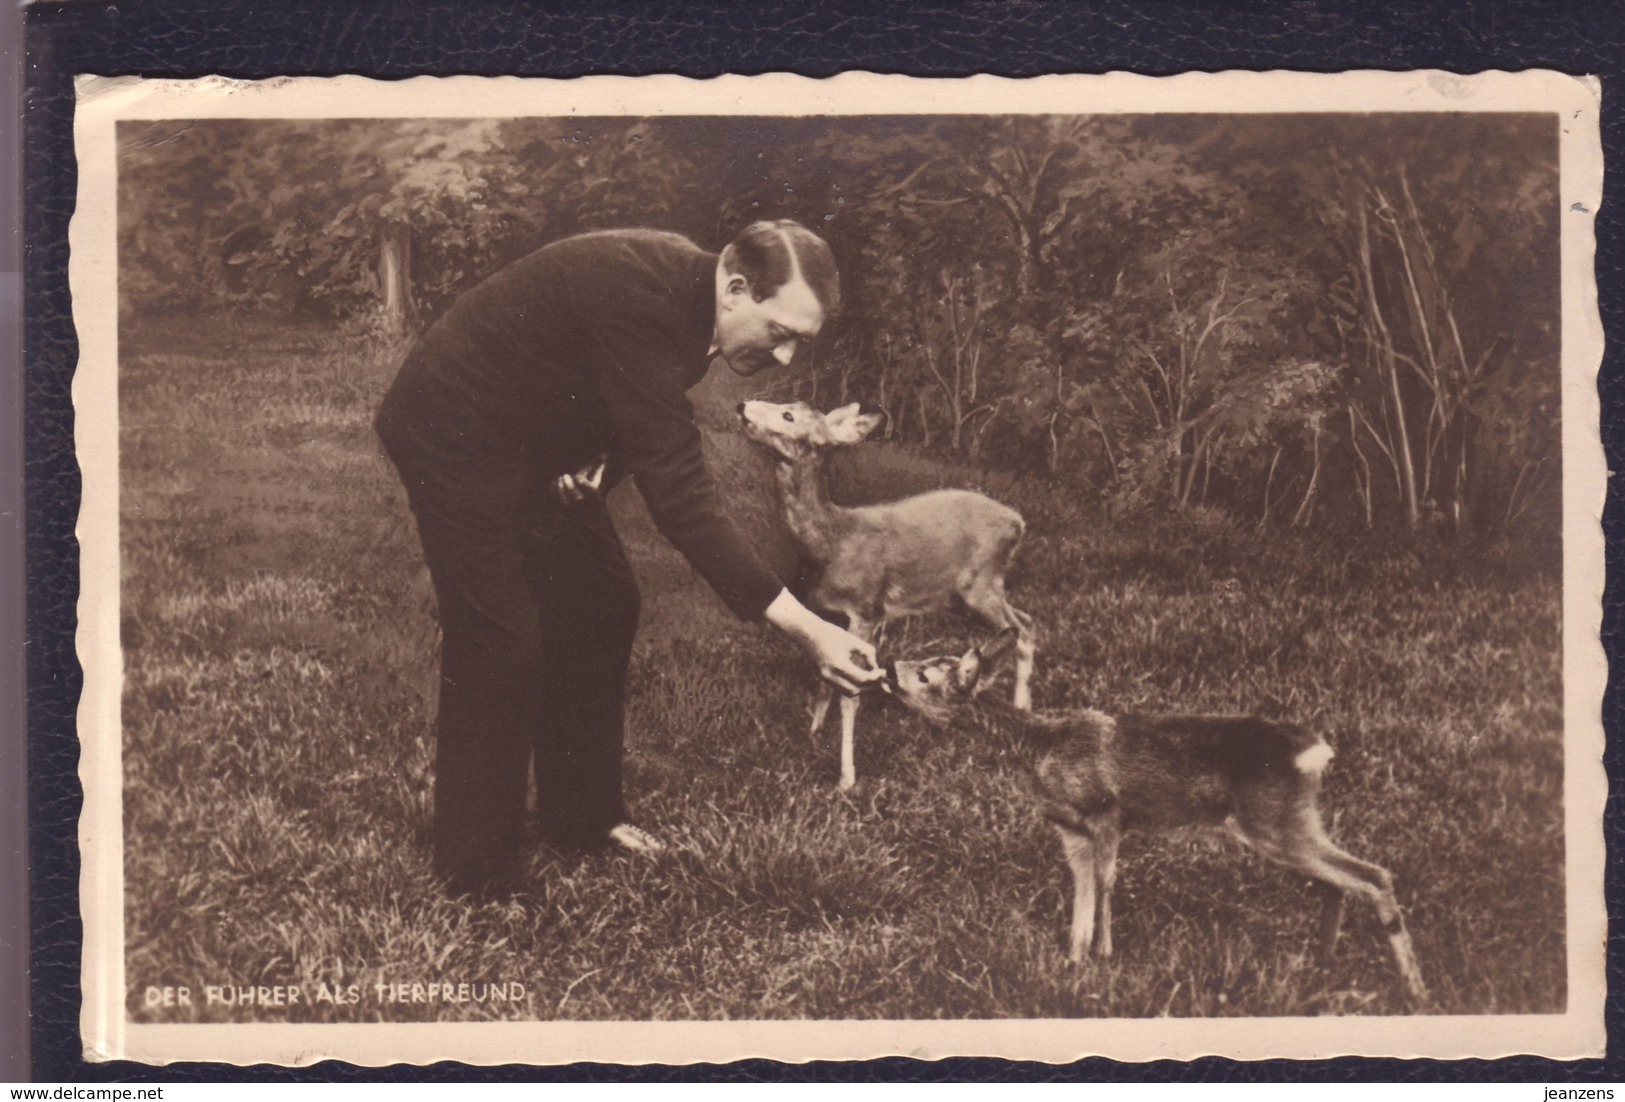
376, 220, 879, 898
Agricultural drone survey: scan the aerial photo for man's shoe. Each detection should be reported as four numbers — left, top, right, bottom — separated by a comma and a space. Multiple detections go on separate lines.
605, 822, 665, 855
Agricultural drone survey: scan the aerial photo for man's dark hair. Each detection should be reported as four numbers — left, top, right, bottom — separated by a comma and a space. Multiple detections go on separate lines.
721, 219, 841, 317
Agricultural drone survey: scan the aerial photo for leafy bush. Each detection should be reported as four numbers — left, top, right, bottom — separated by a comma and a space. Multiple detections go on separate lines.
118, 113, 1559, 548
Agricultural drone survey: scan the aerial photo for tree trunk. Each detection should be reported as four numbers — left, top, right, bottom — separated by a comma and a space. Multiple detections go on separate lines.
377, 221, 418, 338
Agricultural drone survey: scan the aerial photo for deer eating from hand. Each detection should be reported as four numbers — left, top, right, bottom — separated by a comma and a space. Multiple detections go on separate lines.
739, 399, 1035, 791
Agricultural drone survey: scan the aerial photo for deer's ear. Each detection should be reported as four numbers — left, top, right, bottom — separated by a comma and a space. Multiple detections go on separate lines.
850, 410, 885, 442
952, 648, 983, 696
979, 627, 1020, 666
824, 403, 872, 446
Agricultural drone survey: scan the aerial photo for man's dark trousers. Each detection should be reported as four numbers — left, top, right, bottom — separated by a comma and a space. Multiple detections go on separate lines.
392, 458, 642, 888
372, 230, 788, 890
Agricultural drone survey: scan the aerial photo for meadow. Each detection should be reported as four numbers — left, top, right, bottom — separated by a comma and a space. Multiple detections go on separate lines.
118, 314, 1566, 1023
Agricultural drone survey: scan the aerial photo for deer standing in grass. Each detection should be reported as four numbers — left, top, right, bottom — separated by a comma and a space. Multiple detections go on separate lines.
738, 400, 1035, 791
883, 630, 1427, 1003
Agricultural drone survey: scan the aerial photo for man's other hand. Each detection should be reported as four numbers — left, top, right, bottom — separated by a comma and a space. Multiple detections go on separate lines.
555, 454, 609, 507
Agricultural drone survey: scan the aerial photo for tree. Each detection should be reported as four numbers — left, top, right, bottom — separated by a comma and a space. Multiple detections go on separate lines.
117, 111, 1560, 545
1302, 118, 1558, 535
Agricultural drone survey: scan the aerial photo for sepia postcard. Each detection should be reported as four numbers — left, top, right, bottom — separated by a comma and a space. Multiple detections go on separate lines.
72, 70, 1605, 1066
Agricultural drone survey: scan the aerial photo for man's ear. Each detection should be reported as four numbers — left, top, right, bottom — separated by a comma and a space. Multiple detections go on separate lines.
723, 271, 751, 300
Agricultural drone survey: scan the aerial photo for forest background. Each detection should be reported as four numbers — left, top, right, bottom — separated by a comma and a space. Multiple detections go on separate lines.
117, 112, 1560, 550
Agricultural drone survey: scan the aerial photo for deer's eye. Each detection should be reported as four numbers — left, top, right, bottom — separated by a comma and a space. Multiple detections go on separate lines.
782, 411, 794, 422
918, 671, 930, 685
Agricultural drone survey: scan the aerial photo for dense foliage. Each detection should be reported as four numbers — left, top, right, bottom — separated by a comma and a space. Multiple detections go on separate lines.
117, 113, 1559, 543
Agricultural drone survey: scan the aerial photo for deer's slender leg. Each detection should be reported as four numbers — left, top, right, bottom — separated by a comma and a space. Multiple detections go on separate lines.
1255, 829, 1427, 1003
1009, 605, 1036, 711
961, 580, 1037, 712
1094, 824, 1120, 959
1317, 882, 1348, 954
808, 685, 833, 747
1056, 826, 1097, 964
835, 614, 873, 792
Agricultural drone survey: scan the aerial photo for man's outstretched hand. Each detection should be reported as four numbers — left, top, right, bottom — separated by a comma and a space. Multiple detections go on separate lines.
762, 590, 883, 695
556, 468, 880, 694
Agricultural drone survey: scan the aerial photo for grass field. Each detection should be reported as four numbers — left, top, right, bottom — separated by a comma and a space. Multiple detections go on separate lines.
118, 314, 1566, 1023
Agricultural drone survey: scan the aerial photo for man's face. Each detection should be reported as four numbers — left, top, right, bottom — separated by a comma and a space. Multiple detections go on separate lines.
713, 271, 825, 377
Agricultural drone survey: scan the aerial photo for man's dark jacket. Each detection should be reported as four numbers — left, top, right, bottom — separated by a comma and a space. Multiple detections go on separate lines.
376, 229, 784, 620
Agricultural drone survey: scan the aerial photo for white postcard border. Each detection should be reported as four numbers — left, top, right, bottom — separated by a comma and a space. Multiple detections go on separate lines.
71, 70, 1606, 1066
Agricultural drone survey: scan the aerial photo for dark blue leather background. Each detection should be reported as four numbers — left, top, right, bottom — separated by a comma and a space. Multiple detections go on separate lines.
21, 0, 1625, 1083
